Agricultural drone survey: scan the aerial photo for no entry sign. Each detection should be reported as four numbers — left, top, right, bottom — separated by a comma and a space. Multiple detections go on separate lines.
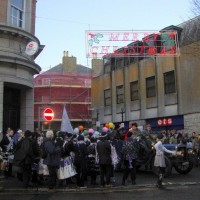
44, 108, 54, 121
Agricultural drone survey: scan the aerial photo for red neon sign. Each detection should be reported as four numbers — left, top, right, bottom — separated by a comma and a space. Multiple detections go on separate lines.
86, 30, 180, 58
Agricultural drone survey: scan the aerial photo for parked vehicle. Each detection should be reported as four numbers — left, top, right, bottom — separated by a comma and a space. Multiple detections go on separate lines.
136, 139, 195, 177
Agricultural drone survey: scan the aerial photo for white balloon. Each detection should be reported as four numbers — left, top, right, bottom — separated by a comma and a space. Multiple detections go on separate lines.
93, 131, 100, 138
73, 128, 79, 135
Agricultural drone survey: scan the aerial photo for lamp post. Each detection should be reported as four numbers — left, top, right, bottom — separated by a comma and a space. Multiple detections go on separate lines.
121, 107, 125, 122
96, 110, 99, 131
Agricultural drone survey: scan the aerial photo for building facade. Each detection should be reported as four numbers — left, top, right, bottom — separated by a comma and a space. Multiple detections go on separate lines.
91, 17, 200, 133
34, 52, 92, 132
0, 0, 43, 132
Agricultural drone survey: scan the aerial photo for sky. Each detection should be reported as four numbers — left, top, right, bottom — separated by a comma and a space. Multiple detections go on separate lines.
35, 0, 193, 72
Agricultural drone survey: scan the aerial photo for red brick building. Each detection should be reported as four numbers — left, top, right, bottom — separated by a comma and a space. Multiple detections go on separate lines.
34, 52, 92, 132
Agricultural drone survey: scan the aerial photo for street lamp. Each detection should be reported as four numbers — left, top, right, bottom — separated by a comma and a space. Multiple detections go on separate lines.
121, 107, 125, 122
96, 110, 100, 131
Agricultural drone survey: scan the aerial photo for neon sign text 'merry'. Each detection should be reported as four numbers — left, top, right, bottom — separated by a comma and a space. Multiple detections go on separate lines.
86, 30, 180, 58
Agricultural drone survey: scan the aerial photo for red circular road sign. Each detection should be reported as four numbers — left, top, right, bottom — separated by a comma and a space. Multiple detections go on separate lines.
44, 108, 54, 121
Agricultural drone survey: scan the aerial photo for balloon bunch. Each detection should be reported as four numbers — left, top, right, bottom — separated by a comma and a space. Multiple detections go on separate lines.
73, 126, 100, 138
104, 122, 114, 129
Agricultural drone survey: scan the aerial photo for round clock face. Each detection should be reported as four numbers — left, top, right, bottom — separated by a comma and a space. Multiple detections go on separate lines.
25, 41, 39, 56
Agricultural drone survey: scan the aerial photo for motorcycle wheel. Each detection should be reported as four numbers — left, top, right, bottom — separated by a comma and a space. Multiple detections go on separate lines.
151, 155, 172, 177
174, 160, 193, 174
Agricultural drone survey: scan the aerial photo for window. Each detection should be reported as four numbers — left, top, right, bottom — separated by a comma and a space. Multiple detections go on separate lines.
164, 71, 176, 94
104, 89, 111, 106
130, 81, 139, 101
116, 85, 124, 104
42, 78, 50, 85
146, 76, 156, 98
10, 0, 24, 28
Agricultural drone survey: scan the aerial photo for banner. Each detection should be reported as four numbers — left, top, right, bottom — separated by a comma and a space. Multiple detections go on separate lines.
60, 105, 73, 133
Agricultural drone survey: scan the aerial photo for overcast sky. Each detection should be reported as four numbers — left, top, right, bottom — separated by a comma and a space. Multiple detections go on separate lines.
35, 0, 192, 72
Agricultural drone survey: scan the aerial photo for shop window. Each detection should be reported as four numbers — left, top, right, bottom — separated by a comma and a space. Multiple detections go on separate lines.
10, 0, 24, 28
104, 89, 111, 106
146, 76, 156, 98
130, 81, 139, 101
164, 71, 176, 94
116, 85, 124, 104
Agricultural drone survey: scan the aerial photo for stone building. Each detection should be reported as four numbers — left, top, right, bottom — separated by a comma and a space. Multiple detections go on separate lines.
0, 0, 43, 132
91, 16, 200, 134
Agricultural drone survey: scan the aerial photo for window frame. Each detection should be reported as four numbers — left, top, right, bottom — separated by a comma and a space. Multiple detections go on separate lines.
104, 89, 111, 106
116, 85, 124, 104
10, 0, 24, 28
130, 81, 139, 101
146, 76, 156, 98
164, 70, 176, 94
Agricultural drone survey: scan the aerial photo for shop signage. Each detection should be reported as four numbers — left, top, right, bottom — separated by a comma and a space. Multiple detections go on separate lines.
157, 118, 173, 126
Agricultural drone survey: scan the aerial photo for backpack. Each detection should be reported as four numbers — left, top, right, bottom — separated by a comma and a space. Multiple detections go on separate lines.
40, 141, 47, 159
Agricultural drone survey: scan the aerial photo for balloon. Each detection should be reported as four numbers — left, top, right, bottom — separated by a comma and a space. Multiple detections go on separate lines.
105, 123, 109, 128
93, 131, 100, 138
78, 125, 84, 131
88, 128, 94, 134
84, 129, 88, 135
102, 127, 108, 133
73, 128, 79, 135
109, 122, 114, 129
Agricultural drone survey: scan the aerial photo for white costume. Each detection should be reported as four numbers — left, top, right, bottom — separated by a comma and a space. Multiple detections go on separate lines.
154, 141, 175, 167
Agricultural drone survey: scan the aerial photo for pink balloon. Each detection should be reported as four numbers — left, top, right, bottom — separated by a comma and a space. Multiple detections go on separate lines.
102, 127, 108, 133
88, 128, 94, 133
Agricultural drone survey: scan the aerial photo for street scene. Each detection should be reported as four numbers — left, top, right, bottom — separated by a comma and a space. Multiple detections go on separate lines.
1, 0, 200, 199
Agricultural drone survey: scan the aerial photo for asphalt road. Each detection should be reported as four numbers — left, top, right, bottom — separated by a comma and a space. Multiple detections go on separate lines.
1, 165, 200, 200
0, 184, 200, 200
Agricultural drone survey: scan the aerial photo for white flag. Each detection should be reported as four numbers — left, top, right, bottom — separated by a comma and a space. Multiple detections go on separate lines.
60, 105, 73, 133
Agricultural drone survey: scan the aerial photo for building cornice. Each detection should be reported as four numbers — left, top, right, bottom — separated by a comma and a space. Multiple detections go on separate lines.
0, 55, 41, 74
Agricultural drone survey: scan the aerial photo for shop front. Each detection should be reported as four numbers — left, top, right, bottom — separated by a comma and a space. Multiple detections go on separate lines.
146, 115, 184, 132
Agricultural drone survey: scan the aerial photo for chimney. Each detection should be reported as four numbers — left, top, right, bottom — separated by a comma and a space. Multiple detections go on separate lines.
62, 51, 77, 73
92, 58, 103, 77
63, 51, 69, 57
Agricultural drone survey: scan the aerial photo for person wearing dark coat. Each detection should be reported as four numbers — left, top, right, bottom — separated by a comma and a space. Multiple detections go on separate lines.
31, 132, 41, 185
14, 130, 37, 188
43, 130, 61, 189
96, 132, 112, 187
87, 137, 99, 185
121, 131, 140, 185
73, 134, 88, 187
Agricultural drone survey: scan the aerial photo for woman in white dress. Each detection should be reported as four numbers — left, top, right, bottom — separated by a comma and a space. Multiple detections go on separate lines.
154, 133, 176, 188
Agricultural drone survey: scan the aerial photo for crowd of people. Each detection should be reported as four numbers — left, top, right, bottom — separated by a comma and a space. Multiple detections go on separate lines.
0, 123, 199, 189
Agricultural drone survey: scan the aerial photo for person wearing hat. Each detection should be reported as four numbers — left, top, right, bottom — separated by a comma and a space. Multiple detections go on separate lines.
154, 133, 176, 188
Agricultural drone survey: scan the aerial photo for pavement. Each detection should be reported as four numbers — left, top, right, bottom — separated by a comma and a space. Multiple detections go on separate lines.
1, 166, 200, 194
